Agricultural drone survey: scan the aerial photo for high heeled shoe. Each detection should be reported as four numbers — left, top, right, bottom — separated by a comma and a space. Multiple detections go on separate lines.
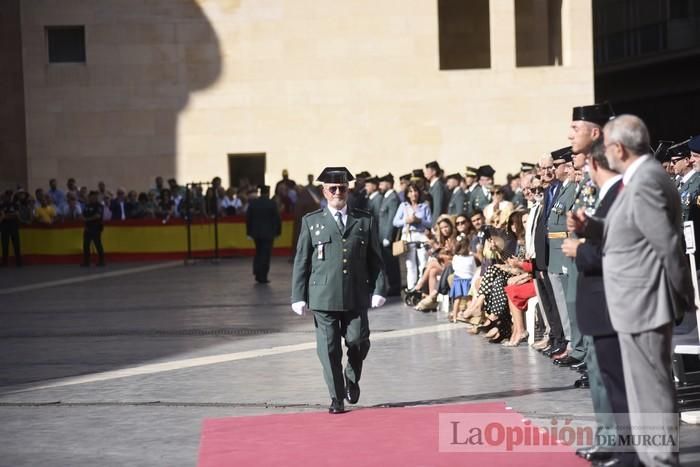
488, 333, 505, 344
502, 331, 529, 347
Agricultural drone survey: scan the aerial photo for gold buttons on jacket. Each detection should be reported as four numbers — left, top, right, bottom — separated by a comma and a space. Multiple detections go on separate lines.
343, 269, 348, 274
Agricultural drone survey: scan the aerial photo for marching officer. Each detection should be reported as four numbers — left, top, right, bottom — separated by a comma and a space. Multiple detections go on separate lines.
0, 190, 22, 267
246, 185, 282, 283
82, 191, 105, 267
291, 167, 386, 414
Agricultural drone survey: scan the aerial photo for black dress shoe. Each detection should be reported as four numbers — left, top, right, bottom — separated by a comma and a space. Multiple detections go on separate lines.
574, 374, 590, 388
553, 356, 582, 367
345, 378, 360, 404
592, 457, 621, 467
329, 398, 345, 414
571, 361, 587, 371
582, 445, 614, 462
543, 344, 566, 358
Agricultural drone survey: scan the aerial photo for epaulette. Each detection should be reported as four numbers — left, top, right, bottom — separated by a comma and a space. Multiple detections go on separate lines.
302, 209, 323, 219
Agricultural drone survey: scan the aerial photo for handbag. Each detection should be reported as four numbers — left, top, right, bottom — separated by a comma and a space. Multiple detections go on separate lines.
392, 227, 407, 256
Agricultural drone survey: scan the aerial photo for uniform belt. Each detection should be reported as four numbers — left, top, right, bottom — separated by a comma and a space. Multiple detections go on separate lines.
547, 232, 569, 240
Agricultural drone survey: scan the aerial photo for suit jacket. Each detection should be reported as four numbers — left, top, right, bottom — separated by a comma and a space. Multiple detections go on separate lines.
291, 207, 386, 311
109, 199, 128, 220
378, 190, 400, 244
246, 196, 281, 240
429, 179, 448, 217
575, 179, 621, 336
547, 180, 576, 274
447, 188, 469, 216
367, 192, 383, 221
590, 157, 694, 332
534, 182, 560, 271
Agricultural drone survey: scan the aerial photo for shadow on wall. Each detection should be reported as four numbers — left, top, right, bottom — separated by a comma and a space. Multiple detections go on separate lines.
22, 0, 224, 190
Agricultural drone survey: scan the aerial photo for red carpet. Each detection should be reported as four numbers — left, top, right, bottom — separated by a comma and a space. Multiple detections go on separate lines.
198, 402, 590, 466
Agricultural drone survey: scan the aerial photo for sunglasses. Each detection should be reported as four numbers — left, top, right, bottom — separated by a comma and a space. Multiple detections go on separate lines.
456, 220, 467, 226
326, 185, 348, 194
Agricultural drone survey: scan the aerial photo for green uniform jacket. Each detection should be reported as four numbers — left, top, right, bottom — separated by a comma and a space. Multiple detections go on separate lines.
291, 207, 386, 311
469, 186, 491, 214
678, 171, 700, 222
447, 188, 469, 216
547, 180, 576, 274
378, 190, 400, 244
429, 180, 448, 217
367, 192, 383, 221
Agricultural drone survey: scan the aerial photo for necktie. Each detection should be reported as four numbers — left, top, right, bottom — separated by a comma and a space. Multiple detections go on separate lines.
335, 211, 345, 233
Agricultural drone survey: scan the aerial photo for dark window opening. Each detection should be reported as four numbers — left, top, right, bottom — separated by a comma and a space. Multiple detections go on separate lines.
46, 26, 86, 63
438, 0, 491, 70
515, 0, 563, 67
228, 153, 266, 191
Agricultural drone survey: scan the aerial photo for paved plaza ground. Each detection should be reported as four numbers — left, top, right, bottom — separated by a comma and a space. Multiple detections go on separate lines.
1, 258, 699, 466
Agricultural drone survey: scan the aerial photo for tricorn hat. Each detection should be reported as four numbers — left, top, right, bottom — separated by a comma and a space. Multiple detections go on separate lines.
379, 173, 395, 183
425, 161, 441, 171
572, 102, 615, 127
551, 146, 573, 164
446, 173, 463, 182
477, 165, 495, 179
317, 167, 355, 184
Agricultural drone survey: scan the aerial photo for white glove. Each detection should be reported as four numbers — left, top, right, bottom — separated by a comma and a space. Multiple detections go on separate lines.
291, 301, 308, 316
382, 239, 390, 247
371, 295, 386, 308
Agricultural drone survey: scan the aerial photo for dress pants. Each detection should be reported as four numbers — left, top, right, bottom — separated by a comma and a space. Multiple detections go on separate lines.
618, 324, 679, 467
594, 333, 640, 466
582, 335, 616, 442
253, 238, 273, 281
83, 228, 104, 264
313, 309, 370, 400
564, 265, 586, 361
536, 271, 565, 347
381, 245, 402, 295
1, 222, 21, 266
548, 272, 572, 342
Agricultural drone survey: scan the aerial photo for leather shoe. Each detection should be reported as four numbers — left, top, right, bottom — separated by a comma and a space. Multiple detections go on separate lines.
574, 374, 589, 388
345, 377, 360, 404
571, 361, 587, 371
592, 458, 621, 467
580, 445, 614, 462
543, 344, 566, 357
329, 398, 346, 414
554, 356, 582, 367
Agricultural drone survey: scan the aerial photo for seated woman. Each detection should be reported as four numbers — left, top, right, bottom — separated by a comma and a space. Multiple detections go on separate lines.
413, 215, 456, 311
465, 211, 527, 342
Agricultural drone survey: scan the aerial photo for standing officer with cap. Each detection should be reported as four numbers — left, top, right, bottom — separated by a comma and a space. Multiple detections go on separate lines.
469, 165, 495, 214
424, 161, 448, 217
446, 173, 468, 216
669, 140, 700, 222
246, 185, 281, 284
291, 167, 386, 414
365, 176, 383, 220
378, 173, 401, 296
82, 191, 105, 267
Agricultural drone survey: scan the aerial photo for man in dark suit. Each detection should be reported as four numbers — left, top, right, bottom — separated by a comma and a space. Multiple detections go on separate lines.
534, 153, 567, 357
109, 188, 128, 221
563, 141, 638, 466
246, 185, 281, 283
446, 173, 468, 216
424, 161, 448, 217
378, 174, 401, 296
291, 167, 386, 414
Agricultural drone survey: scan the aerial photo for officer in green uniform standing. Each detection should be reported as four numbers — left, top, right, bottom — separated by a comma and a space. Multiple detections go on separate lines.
365, 176, 383, 220
378, 173, 401, 296
670, 142, 700, 222
446, 173, 468, 216
291, 167, 386, 414
424, 161, 448, 217
468, 165, 494, 215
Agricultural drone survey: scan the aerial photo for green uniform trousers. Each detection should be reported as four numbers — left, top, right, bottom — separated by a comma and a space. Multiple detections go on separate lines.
313, 309, 370, 400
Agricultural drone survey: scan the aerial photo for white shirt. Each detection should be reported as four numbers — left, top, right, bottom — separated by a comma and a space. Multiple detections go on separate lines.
326, 205, 348, 227
597, 175, 623, 204
622, 155, 650, 186
383, 188, 395, 198
453, 187, 462, 195
368, 191, 379, 200
681, 168, 697, 185
430, 178, 439, 187
452, 254, 476, 279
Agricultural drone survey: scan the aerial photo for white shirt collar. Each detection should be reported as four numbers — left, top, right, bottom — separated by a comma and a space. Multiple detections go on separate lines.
368, 191, 379, 200
597, 175, 622, 203
453, 186, 462, 194
384, 188, 395, 198
622, 155, 650, 186
327, 205, 348, 219
562, 179, 570, 188
430, 178, 439, 187
681, 168, 697, 185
